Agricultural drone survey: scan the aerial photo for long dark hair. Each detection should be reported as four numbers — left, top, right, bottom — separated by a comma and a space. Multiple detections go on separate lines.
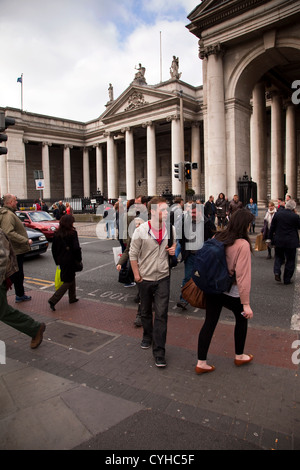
214, 208, 254, 251
57, 214, 75, 237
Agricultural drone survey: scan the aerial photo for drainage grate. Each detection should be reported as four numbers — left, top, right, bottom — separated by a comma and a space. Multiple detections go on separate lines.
46, 321, 117, 353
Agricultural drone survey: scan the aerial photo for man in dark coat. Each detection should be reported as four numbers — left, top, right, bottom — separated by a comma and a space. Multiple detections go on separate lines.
269, 199, 300, 284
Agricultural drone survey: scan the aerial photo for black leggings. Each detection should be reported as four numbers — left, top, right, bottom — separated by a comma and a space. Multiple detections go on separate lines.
197, 293, 248, 360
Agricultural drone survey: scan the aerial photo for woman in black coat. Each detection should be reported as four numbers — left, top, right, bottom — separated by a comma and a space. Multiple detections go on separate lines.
48, 215, 82, 311
215, 193, 227, 229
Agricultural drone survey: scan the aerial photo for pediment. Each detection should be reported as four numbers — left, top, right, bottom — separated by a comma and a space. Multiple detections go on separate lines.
187, 0, 267, 35
100, 85, 176, 124
188, 0, 228, 21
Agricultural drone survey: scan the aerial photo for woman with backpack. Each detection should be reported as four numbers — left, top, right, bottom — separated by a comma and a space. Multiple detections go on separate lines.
195, 208, 255, 374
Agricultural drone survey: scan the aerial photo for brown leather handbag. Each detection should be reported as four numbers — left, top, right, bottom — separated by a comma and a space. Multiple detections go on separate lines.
181, 278, 206, 309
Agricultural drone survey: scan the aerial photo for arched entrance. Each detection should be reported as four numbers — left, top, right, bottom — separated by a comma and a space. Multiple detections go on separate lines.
187, 0, 300, 203
228, 43, 300, 204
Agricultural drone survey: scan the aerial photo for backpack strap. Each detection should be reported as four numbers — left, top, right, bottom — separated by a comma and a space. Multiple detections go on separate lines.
167, 223, 177, 270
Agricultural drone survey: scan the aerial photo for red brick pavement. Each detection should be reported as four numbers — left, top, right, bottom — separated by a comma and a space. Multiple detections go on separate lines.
7, 290, 298, 370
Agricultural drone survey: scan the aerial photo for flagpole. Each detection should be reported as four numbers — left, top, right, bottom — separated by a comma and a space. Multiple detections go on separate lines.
17, 74, 23, 111
160, 31, 162, 83
21, 73, 23, 111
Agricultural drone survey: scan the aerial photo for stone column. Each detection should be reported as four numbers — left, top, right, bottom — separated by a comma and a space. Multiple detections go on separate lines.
95, 144, 104, 195
83, 147, 90, 197
191, 122, 201, 195
285, 102, 297, 199
270, 92, 284, 200
63, 144, 72, 198
0, 151, 7, 196
169, 115, 183, 196
204, 44, 226, 198
123, 127, 135, 200
144, 121, 156, 197
42, 142, 51, 199
106, 132, 117, 199
251, 82, 267, 205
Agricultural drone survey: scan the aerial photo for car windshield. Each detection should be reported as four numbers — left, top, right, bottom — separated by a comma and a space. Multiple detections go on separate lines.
28, 211, 55, 222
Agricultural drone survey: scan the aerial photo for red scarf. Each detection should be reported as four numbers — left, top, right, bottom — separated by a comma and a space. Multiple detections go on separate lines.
148, 221, 165, 245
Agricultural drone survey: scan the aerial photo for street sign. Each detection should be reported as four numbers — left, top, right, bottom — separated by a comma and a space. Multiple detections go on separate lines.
35, 179, 45, 190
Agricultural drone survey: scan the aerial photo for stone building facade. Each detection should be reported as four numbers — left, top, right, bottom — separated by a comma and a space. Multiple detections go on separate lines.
1, 0, 300, 205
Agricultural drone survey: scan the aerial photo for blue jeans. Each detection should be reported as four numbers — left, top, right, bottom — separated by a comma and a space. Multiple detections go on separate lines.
138, 276, 170, 357
180, 253, 195, 303
175, 240, 181, 258
106, 221, 115, 238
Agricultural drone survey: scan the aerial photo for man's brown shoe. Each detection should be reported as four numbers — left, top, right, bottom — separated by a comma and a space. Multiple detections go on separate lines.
30, 323, 46, 349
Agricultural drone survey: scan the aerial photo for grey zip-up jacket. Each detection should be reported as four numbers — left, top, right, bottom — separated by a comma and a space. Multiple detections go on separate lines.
129, 221, 175, 281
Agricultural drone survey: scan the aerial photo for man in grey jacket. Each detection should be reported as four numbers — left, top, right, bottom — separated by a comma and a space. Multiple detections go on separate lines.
0, 228, 45, 349
0, 194, 32, 302
129, 197, 176, 368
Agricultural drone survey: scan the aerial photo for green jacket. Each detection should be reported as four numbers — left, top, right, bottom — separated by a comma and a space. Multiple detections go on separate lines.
0, 228, 18, 284
0, 206, 30, 255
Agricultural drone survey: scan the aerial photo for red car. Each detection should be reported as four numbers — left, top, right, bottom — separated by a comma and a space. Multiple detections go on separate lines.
16, 210, 59, 240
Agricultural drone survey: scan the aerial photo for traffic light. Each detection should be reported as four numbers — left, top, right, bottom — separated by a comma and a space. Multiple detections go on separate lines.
0, 112, 15, 155
174, 162, 183, 181
184, 162, 192, 180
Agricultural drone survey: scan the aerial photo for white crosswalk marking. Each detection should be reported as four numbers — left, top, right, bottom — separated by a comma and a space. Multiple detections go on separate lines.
291, 248, 300, 331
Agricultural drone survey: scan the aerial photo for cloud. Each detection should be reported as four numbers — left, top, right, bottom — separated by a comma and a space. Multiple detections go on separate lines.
0, 0, 202, 121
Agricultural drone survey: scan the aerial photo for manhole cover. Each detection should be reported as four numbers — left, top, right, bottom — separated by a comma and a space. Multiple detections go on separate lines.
46, 321, 117, 353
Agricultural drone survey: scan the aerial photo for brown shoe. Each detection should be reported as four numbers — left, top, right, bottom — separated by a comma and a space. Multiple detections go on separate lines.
195, 365, 215, 374
234, 354, 254, 366
30, 323, 46, 349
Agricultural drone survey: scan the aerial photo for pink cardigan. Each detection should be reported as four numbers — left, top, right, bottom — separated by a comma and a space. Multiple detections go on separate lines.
225, 239, 251, 305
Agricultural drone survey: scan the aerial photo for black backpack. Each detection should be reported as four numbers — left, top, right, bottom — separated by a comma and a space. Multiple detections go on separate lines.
192, 238, 234, 294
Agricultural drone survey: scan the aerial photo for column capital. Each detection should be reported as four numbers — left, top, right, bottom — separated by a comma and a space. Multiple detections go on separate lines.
282, 98, 296, 109
166, 114, 180, 122
121, 126, 131, 133
42, 141, 52, 147
103, 131, 113, 138
265, 89, 282, 101
141, 121, 153, 128
64, 144, 73, 150
199, 41, 225, 60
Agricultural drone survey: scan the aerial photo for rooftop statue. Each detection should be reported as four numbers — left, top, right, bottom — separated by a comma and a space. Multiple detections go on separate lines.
131, 63, 147, 85
108, 83, 114, 102
170, 56, 182, 80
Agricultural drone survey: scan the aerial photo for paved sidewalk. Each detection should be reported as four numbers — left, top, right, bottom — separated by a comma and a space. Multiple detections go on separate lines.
0, 285, 299, 450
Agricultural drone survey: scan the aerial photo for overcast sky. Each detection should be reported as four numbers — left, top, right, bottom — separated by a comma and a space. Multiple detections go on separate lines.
0, 0, 202, 122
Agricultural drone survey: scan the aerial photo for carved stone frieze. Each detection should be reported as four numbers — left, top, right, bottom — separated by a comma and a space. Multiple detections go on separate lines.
125, 92, 149, 111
